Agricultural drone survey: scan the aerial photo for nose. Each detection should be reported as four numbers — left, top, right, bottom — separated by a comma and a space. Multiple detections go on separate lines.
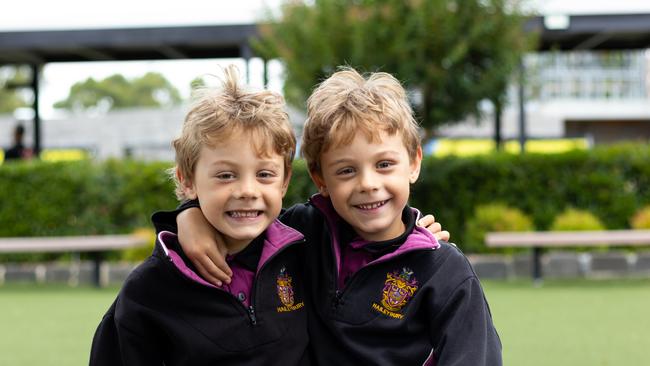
233, 175, 260, 199
358, 168, 379, 193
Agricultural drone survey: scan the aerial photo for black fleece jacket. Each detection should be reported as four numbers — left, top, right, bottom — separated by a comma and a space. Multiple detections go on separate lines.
90, 222, 310, 366
152, 196, 502, 366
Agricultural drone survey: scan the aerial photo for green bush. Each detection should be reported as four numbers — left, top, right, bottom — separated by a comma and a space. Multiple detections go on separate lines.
630, 206, 650, 229
465, 203, 534, 253
412, 143, 650, 251
2, 142, 650, 259
121, 227, 157, 262
0, 159, 177, 262
550, 208, 605, 231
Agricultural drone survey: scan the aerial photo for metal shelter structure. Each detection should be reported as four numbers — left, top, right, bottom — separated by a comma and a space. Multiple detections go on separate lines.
0, 24, 258, 155
1, 14, 650, 154
516, 13, 650, 150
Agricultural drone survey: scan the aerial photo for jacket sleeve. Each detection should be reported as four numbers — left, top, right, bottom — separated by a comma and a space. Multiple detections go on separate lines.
89, 300, 124, 366
429, 275, 502, 366
150, 198, 200, 234
89, 296, 164, 365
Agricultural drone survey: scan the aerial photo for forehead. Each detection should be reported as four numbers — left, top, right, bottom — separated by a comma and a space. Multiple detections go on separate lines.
206, 129, 277, 154
200, 134, 283, 163
321, 131, 408, 164
327, 128, 406, 153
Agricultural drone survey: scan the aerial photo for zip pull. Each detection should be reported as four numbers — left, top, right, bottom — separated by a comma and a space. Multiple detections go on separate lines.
332, 290, 342, 309
248, 305, 257, 325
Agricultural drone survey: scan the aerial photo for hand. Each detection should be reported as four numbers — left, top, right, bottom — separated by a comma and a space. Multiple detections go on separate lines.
177, 207, 233, 286
417, 214, 450, 242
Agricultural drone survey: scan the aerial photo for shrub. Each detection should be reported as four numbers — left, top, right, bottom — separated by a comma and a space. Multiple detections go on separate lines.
3, 142, 650, 260
465, 203, 534, 253
550, 208, 605, 231
121, 227, 157, 262
630, 206, 650, 229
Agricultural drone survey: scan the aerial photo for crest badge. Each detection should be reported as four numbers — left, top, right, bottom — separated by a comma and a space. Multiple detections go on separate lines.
372, 267, 418, 319
276, 267, 304, 312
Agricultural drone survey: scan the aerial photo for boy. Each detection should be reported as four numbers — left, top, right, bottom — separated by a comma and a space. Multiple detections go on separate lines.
159, 68, 501, 365
90, 66, 310, 365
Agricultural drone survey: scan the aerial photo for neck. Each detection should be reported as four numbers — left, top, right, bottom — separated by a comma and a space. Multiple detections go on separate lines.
224, 237, 253, 255
355, 220, 406, 242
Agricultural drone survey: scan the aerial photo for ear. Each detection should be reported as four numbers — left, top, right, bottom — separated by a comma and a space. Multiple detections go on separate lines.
177, 169, 198, 200
281, 169, 292, 197
308, 170, 329, 197
409, 146, 423, 184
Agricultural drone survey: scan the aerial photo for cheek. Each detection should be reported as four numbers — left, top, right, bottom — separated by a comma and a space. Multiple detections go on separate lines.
326, 186, 348, 205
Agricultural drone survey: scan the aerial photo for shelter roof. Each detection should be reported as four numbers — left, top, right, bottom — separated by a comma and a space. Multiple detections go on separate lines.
528, 13, 650, 51
1, 13, 650, 65
0, 24, 257, 64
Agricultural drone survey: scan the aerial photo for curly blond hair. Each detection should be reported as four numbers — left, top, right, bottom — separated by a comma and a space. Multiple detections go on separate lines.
171, 65, 295, 200
301, 67, 421, 173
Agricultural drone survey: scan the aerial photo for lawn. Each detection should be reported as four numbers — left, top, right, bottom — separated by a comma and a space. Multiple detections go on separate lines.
485, 279, 650, 366
1, 279, 649, 365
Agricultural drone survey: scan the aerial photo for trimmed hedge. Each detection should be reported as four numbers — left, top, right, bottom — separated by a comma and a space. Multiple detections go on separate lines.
411, 143, 650, 248
1, 143, 650, 259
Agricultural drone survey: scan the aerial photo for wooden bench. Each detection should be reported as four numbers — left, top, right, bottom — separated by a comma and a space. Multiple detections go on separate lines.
0, 235, 149, 287
485, 229, 650, 282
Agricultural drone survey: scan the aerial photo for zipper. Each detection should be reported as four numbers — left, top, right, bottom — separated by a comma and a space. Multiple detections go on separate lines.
247, 237, 306, 326
332, 290, 342, 309
247, 305, 257, 325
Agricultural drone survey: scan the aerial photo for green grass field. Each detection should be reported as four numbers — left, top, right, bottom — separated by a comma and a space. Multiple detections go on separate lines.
1, 279, 649, 365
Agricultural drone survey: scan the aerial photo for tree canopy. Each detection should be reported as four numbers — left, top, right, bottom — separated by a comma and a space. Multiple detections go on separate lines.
54, 72, 181, 111
253, 0, 534, 133
0, 66, 31, 114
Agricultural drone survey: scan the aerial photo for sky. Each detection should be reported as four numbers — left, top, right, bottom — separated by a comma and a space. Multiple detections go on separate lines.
2, 0, 650, 118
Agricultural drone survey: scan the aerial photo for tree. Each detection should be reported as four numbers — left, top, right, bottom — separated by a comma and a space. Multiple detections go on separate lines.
0, 66, 31, 114
54, 72, 181, 111
253, 0, 533, 135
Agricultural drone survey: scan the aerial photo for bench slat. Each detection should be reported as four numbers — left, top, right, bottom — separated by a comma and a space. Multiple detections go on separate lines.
0, 235, 149, 253
485, 230, 650, 248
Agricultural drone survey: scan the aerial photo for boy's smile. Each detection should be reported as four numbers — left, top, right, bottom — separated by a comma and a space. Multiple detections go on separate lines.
313, 131, 422, 242
181, 132, 290, 254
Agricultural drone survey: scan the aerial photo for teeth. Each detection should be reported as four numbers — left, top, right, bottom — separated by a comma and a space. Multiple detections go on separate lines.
357, 200, 387, 210
229, 211, 260, 218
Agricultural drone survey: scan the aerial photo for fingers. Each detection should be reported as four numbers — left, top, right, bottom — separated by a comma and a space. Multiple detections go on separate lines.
435, 230, 450, 242
195, 254, 230, 287
417, 214, 435, 228
207, 248, 233, 282
418, 214, 450, 242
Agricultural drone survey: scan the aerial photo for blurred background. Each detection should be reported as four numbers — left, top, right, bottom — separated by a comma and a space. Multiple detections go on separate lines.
1, 1, 650, 365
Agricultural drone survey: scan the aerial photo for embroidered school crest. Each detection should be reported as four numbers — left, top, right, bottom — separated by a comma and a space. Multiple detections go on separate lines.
276, 267, 305, 312
276, 267, 294, 307
372, 268, 418, 319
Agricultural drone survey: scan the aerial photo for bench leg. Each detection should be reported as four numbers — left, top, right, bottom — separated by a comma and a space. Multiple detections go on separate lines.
91, 252, 102, 288
532, 247, 543, 286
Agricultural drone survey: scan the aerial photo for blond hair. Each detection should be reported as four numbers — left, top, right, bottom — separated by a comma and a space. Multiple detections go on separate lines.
171, 65, 295, 200
301, 67, 421, 173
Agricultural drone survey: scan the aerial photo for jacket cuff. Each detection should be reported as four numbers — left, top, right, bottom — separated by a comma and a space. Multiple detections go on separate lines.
150, 199, 200, 234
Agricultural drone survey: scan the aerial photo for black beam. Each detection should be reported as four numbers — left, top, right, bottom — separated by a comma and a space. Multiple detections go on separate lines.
30, 64, 41, 157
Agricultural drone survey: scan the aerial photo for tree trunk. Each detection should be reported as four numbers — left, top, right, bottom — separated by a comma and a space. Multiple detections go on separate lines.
421, 86, 436, 143
493, 99, 502, 151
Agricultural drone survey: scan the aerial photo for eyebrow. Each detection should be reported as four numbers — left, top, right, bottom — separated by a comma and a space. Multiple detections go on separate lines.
209, 159, 282, 168
326, 150, 401, 168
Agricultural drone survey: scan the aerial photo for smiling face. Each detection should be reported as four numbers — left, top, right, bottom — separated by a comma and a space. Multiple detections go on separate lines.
180, 132, 290, 254
311, 130, 422, 242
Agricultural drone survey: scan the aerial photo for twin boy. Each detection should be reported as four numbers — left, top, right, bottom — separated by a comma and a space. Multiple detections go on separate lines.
91, 65, 501, 365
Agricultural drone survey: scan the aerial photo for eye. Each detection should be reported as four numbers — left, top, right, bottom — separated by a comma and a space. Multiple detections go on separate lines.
377, 160, 394, 169
335, 167, 355, 176
257, 170, 278, 179
215, 172, 236, 180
